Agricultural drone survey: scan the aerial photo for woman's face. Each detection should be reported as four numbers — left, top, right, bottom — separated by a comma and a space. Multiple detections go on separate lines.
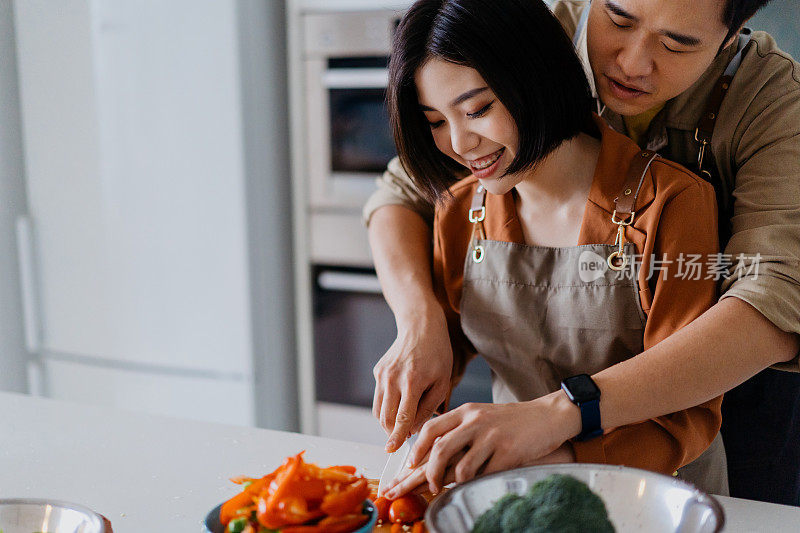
415, 58, 522, 195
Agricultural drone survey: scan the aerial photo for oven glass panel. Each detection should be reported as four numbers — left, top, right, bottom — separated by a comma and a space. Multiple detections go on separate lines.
329, 88, 396, 173
313, 268, 492, 408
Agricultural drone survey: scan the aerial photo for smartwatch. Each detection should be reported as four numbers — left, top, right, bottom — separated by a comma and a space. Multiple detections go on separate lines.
561, 374, 602, 441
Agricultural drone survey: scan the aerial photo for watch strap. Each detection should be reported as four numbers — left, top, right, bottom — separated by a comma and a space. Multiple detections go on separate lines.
576, 398, 602, 441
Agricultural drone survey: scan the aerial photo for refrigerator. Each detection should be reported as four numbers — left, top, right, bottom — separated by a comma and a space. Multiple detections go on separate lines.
8, 0, 297, 430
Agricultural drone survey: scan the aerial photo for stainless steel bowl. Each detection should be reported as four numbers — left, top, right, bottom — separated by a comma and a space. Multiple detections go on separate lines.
425, 463, 725, 533
0, 498, 105, 533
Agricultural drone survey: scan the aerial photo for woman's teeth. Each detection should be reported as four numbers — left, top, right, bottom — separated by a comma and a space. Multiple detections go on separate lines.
470, 149, 503, 170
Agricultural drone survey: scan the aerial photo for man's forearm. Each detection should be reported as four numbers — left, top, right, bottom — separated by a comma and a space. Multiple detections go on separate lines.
368, 205, 441, 323
549, 297, 800, 441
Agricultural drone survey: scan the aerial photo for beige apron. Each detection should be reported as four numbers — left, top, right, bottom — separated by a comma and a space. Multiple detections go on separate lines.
457, 161, 728, 495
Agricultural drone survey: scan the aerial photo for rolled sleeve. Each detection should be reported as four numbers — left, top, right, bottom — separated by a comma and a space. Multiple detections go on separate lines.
720, 93, 800, 370
362, 157, 436, 227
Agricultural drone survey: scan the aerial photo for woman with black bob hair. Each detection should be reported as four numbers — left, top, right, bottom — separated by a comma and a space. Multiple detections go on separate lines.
378, 0, 729, 498
389, 0, 595, 203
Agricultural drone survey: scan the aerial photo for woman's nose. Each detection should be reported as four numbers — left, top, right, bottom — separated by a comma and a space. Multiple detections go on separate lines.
450, 125, 479, 156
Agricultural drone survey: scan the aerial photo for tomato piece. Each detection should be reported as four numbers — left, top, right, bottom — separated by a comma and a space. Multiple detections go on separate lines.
412, 520, 427, 533
320, 478, 370, 516
389, 494, 427, 524
373, 496, 391, 523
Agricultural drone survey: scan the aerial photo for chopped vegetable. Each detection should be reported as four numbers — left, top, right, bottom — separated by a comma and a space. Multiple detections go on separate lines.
219, 452, 371, 533
388, 494, 427, 524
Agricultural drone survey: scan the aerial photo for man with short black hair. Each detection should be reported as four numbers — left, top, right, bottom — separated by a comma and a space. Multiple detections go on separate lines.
367, 0, 800, 504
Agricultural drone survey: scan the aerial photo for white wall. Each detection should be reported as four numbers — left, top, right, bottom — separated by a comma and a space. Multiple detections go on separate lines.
0, 0, 28, 393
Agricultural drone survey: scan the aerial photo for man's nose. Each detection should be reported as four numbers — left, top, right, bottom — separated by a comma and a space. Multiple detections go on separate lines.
616, 37, 654, 79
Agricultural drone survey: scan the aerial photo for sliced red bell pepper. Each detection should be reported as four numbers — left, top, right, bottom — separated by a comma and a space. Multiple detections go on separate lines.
320, 478, 370, 517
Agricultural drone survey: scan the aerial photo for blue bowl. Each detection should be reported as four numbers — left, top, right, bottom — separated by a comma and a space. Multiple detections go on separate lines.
203, 499, 377, 533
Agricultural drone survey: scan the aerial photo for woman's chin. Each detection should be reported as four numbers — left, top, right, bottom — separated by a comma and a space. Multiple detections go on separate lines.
478, 178, 514, 196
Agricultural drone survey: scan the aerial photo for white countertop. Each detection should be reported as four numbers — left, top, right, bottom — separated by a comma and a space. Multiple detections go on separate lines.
0, 391, 797, 532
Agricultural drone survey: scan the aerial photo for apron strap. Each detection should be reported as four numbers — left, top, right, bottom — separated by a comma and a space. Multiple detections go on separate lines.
695, 29, 752, 171
607, 150, 659, 270
613, 150, 660, 220
468, 185, 487, 263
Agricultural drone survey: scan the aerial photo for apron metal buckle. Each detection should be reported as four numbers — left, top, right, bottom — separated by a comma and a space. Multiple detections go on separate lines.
472, 244, 485, 263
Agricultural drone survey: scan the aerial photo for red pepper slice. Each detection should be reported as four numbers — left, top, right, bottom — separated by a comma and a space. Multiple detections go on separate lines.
320, 478, 370, 517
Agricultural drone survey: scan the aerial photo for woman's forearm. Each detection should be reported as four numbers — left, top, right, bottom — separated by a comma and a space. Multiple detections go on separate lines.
548, 297, 800, 443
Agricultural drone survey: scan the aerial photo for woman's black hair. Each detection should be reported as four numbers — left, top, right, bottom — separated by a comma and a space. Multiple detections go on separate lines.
388, 0, 594, 202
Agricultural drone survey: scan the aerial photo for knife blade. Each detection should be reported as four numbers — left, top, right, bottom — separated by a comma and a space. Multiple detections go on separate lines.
377, 433, 418, 496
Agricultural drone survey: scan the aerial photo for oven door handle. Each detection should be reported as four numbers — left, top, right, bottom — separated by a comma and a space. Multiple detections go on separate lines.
317, 270, 384, 295
322, 68, 388, 89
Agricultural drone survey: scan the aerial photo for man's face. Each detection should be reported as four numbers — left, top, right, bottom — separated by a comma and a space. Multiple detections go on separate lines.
587, 0, 733, 116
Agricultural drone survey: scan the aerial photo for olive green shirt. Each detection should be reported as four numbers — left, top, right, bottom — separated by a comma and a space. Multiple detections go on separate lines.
363, 0, 800, 369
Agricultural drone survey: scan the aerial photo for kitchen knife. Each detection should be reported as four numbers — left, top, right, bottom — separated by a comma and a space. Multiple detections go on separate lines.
377, 433, 418, 496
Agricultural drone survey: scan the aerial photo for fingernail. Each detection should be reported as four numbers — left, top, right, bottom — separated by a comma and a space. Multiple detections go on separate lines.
385, 440, 396, 452
385, 489, 395, 499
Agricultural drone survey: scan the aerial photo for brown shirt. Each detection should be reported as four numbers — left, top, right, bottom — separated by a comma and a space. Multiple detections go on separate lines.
365, 0, 800, 369
434, 118, 722, 474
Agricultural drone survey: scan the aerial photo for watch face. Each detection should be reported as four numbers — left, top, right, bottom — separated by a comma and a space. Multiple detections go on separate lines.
563, 374, 601, 402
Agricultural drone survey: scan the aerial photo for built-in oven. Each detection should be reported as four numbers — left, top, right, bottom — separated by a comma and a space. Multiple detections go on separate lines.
303, 10, 399, 211
313, 266, 493, 443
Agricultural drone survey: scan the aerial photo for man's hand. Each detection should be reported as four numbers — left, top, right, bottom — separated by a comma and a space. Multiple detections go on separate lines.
373, 306, 453, 452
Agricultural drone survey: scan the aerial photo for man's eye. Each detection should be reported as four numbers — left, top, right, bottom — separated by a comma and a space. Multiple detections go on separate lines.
467, 101, 494, 118
662, 42, 688, 53
610, 19, 630, 29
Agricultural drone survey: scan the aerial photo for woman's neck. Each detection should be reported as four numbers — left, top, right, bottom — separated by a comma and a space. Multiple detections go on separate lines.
513, 132, 601, 247
514, 132, 601, 208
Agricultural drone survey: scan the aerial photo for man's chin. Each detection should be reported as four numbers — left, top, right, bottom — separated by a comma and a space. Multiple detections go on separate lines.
599, 88, 658, 117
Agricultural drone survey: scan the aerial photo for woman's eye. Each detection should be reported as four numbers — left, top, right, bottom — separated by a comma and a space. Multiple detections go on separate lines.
467, 101, 494, 118
428, 119, 444, 129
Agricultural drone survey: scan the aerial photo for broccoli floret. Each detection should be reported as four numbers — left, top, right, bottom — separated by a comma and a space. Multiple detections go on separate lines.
472, 493, 523, 533
471, 474, 615, 533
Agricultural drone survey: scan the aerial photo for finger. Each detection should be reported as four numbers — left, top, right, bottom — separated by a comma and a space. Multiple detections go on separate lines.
383, 464, 428, 500
372, 378, 384, 420
380, 386, 401, 435
408, 413, 461, 467
386, 390, 419, 453
453, 440, 494, 484
410, 383, 447, 435
481, 449, 516, 477
426, 431, 472, 494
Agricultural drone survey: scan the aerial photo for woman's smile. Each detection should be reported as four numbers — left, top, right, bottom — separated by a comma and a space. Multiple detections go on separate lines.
467, 147, 505, 178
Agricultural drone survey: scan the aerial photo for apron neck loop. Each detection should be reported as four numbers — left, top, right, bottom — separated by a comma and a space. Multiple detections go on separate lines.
469, 185, 487, 263
608, 150, 659, 270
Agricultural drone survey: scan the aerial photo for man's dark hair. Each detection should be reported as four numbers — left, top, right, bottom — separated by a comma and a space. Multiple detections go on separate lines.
722, 0, 772, 46
387, 0, 594, 203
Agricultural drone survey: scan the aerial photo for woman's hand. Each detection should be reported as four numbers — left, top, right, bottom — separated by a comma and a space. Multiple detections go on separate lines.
383, 396, 579, 498
372, 305, 454, 452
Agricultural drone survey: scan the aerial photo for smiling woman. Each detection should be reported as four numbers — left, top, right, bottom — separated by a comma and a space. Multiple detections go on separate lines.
387, 0, 595, 203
